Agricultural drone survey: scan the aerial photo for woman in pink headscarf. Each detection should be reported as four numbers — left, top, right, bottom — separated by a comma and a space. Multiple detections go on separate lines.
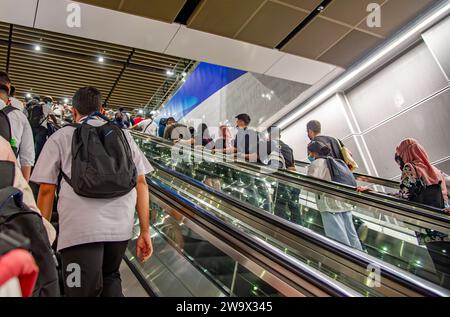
395, 138, 448, 209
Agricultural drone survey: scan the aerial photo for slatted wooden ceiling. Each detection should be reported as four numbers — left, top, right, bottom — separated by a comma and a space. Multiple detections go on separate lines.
0, 21, 194, 111
77, 0, 437, 68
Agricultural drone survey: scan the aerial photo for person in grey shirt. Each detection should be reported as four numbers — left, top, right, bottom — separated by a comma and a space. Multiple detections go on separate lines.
31, 87, 153, 297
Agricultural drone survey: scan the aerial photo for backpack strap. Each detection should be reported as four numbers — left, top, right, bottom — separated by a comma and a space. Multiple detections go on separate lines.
2, 105, 18, 115
0, 187, 23, 212
0, 161, 15, 190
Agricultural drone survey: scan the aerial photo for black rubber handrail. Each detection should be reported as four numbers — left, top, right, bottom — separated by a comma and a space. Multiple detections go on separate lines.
294, 160, 400, 189
147, 160, 450, 297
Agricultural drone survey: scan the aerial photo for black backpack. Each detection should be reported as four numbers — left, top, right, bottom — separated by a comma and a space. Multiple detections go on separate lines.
279, 141, 294, 169
324, 156, 357, 187
0, 186, 60, 297
0, 106, 19, 155
28, 104, 45, 129
62, 113, 137, 199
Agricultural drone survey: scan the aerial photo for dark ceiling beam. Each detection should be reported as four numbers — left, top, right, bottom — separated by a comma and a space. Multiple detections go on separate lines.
174, 0, 202, 25
104, 48, 135, 105
0, 39, 174, 76
5, 24, 13, 72
276, 0, 334, 50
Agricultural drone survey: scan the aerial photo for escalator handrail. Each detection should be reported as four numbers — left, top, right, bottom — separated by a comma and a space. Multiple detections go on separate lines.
147, 175, 361, 297
134, 132, 450, 229
149, 159, 450, 297
294, 160, 400, 189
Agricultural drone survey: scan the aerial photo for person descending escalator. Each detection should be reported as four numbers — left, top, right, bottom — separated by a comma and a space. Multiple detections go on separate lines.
307, 141, 363, 251
30, 87, 154, 297
358, 138, 450, 288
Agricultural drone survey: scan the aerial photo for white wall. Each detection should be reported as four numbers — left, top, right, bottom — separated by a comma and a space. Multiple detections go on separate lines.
281, 16, 450, 179
181, 72, 310, 138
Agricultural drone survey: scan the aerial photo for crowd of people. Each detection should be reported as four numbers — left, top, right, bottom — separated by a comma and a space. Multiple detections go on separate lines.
0, 66, 449, 296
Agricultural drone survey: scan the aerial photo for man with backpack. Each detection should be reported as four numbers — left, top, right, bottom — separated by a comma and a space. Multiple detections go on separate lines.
307, 120, 358, 171
28, 96, 57, 160
0, 82, 35, 182
307, 140, 363, 251
31, 87, 154, 297
265, 126, 296, 171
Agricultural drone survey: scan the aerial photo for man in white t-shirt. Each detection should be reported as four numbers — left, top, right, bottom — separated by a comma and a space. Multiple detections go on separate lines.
31, 87, 153, 297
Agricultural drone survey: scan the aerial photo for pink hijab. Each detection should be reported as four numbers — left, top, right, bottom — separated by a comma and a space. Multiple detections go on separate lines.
396, 138, 448, 200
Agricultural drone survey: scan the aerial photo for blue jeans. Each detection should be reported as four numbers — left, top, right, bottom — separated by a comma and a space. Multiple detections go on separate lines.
321, 211, 363, 251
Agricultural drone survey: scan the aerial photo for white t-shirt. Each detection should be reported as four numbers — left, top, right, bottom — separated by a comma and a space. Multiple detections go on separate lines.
137, 119, 158, 136
0, 99, 35, 167
30, 117, 154, 251
9, 97, 24, 111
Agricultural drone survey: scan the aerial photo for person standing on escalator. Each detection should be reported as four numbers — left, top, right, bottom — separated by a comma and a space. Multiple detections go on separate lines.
358, 138, 450, 288
31, 87, 154, 297
307, 141, 363, 251
307, 120, 358, 171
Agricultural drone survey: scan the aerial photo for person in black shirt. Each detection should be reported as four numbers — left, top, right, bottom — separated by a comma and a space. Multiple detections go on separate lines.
265, 126, 296, 171
306, 120, 344, 161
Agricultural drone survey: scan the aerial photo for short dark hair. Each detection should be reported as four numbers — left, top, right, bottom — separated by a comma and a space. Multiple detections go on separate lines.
235, 113, 251, 125
0, 83, 10, 96
307, 120, 321, 134
0, 71, 11, 85
72, 86, 102, 116
119, 107, 125, 112
308, 141, 330, 156
167, 117, 175, 122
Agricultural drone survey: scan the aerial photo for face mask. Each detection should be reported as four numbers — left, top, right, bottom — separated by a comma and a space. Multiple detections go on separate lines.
307, 156, 315, 162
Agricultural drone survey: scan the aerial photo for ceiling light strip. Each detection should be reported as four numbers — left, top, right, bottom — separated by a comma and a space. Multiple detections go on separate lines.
277, 1, 450, 129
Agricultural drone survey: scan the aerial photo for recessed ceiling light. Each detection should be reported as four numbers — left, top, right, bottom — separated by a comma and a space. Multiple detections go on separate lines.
166, 70, 174, 76
98, 56, 104, 63
138, 109, 144, 114
64, 98, 69, 104
182, 72, 187, 77
34, 45, 41, 51
26, 93, 32, 98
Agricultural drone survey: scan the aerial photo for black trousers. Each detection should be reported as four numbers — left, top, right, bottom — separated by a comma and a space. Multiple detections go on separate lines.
32, 126, 48, 160
60, 241, 129, 297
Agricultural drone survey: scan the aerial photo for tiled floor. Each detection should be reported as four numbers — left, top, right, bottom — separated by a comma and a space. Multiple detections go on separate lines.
119, 261, 150, 297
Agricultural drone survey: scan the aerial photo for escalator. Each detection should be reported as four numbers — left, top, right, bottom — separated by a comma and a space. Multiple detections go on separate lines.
125, 174, 358, 297
124, 161, 449, 297
127, 132, 450, 296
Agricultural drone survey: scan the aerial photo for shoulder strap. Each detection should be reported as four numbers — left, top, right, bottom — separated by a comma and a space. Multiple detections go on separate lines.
0, 187, 23, 211
2, 106, 18, 115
